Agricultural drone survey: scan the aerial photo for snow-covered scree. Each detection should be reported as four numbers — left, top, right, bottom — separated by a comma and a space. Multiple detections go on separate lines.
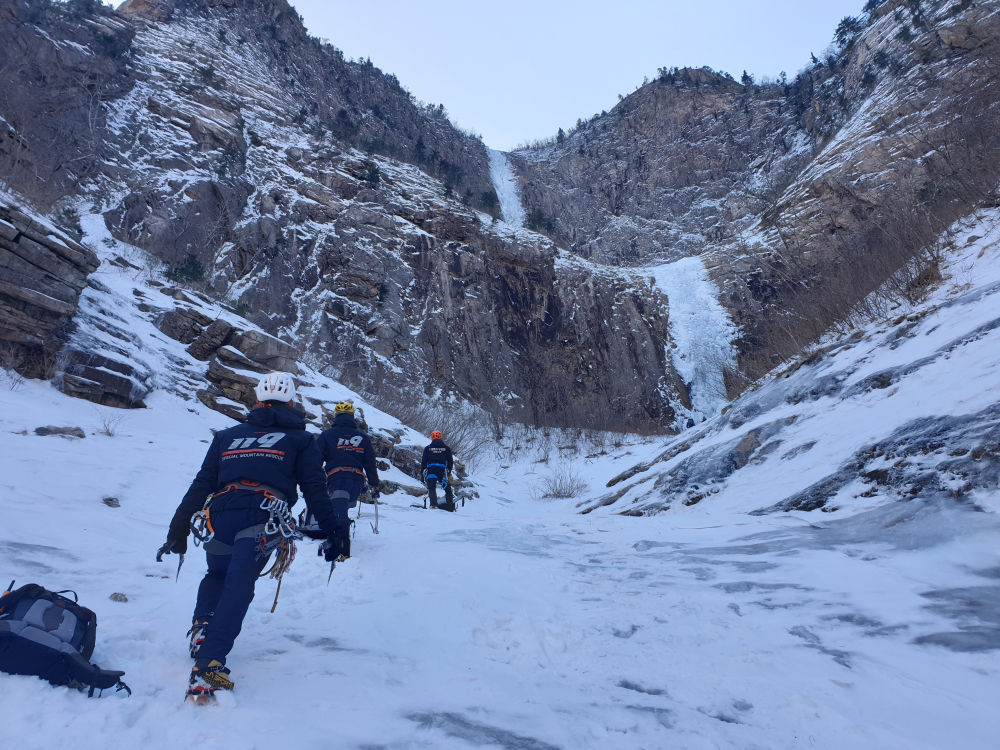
647, 256, 737, 419
486, 148, 527, 227
1, 216, 1000, 747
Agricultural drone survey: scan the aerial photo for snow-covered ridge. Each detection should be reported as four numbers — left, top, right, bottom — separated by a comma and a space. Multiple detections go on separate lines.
585, 207, 1000, 520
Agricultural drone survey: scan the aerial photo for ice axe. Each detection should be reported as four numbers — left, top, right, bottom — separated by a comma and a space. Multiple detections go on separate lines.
156, 542, 185, 582
319, 540, 336, 585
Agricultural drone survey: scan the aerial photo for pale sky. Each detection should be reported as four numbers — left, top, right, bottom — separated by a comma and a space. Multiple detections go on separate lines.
290, 0, 865, 151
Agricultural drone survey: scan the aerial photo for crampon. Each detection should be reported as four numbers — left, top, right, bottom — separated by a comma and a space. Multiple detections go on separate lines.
185, 680, 217, 706
186, 659, 233, 705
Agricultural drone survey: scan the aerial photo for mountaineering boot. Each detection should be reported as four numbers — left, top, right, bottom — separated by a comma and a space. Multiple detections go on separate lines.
187, 618, 209, 659
187, 658, 234, 703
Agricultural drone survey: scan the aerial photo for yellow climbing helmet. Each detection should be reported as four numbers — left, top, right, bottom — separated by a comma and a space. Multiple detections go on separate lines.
334, 401, 355, 415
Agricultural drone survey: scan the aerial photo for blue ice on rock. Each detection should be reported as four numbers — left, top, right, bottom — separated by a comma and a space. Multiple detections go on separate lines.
647, 256, 737, 420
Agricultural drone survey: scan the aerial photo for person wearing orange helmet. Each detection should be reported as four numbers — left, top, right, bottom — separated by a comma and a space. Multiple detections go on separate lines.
420, 430, 454, 510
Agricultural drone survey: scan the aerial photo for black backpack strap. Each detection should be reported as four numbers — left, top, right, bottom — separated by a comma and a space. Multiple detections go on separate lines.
63, 649, 125, 691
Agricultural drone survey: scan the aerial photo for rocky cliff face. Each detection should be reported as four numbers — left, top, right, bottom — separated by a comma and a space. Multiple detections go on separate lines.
0, 196, 99, 378
512, 0, 1000, 380
0, 1, 135, 208
0, 0, 687, 429
510, 67, 808, 266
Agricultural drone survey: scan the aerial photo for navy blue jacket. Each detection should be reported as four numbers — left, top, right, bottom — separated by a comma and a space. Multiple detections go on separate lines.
316, 413, 379, 488
421, 439, 453, 479
170, 404, 336, 538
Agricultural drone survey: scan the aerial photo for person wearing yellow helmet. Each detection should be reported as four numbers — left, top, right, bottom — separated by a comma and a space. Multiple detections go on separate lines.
310, 401, 380, 555
421, 430, 454, 510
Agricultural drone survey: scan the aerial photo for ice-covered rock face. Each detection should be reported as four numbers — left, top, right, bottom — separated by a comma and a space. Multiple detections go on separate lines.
0, 0, 689, 428
584, 212, 1000, 519
511, 0, 1000, 379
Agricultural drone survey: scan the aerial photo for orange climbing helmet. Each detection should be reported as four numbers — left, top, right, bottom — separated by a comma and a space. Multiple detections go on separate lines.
431, 431, 443, 440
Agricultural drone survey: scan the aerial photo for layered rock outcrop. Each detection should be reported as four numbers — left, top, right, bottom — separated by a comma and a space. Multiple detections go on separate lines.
0, 198, 99, 377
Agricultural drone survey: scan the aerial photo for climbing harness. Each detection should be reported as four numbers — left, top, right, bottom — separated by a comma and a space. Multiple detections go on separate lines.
427, 463, 449, 489
327, 466, 365, 479
191, 481, 302, 612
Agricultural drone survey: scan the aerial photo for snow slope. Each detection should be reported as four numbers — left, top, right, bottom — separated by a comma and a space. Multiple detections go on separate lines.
1, 213, 1000, 748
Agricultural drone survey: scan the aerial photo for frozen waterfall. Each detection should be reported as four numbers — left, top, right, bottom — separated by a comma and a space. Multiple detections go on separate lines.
486, 148, 526, 227
648, 256, 737, 420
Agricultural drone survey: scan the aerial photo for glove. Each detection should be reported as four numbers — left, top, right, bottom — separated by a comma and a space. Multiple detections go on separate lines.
156, 534, 187, 561
319, 536, 351, 562
371, 485, 380, 501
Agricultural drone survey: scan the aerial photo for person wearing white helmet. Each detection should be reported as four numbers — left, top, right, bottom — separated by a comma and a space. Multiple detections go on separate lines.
157, 371, 340, 700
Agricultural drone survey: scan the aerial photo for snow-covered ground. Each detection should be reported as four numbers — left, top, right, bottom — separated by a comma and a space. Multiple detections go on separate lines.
647, 256, 737, 419
487, 148, 527, 227
2, 212, 1000, 748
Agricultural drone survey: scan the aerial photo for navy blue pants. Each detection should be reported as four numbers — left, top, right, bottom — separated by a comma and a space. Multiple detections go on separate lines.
193, 496, 272, 665
327, 474, 364, 541
426, 474, 453, 507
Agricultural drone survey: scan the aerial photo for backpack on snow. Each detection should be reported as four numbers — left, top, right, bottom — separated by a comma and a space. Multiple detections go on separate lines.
0, 582, 130, 696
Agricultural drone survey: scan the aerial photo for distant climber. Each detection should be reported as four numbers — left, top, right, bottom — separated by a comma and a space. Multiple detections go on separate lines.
686, 418, 695, 429
157, 372, 340, 701
312, 402, 380, 555
422, 431, 455, 511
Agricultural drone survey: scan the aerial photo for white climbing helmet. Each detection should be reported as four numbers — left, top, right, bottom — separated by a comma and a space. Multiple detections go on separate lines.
254, 371, 297, 403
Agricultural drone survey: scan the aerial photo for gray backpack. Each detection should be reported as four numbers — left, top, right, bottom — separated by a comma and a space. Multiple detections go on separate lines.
0, 582, 130, 696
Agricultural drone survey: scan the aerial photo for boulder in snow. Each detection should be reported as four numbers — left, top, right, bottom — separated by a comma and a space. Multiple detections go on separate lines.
34, 425, 85, 438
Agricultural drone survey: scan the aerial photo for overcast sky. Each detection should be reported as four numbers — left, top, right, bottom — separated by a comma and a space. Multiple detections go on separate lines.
289, 0, 864, 151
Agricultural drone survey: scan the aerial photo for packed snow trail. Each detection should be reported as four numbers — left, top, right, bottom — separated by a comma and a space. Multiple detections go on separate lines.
648, 257, 737, 420
487, 148, 527, 227
1, 378, 998, 748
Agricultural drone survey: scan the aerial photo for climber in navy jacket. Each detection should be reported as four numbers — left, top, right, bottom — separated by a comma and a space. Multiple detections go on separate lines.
421, 431, 454, 509
313, 402, 380, 553
157, 372, 339, 694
